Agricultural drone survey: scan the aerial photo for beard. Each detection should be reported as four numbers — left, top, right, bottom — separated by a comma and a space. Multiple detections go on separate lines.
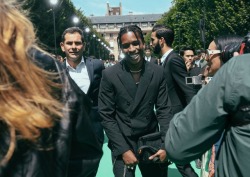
153, 42, 161, 55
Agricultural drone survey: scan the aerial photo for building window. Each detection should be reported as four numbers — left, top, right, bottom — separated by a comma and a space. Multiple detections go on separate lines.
100, 24, 106, 29
141, 23, 148, 27
108, 24, 114, 29
110, 33, 114, 38
117, 23, 123, 28
93, 25, 97, 29
109, 41, 114, 48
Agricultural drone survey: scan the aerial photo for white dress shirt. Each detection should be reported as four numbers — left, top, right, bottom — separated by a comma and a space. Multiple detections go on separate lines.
145, 56, 151, 62
66, 57, 90, 94
160, 49, 173, 64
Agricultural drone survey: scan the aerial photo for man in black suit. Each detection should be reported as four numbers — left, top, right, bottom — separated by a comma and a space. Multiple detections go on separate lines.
99, 25, 172, 177
60, 27, 104, 177
150, 24, 198, 177
180, 46, 202, 93
144, 45, 157, 64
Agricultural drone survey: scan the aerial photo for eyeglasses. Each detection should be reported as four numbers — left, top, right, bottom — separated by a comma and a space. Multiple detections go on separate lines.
205, 49, 221, 57
121, 40, 140, 49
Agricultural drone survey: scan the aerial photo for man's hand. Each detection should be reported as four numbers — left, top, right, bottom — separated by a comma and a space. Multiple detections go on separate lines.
185, 61, 192, 71
122, 150, 138, 168
149, 149, 167, 162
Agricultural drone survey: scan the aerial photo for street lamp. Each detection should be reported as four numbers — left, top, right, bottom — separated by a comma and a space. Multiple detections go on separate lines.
49, 0, 58, 55
85, 27, 90, 33
73, 16, 79, 26
85, 27, 90, 55
92, 34, 96, 57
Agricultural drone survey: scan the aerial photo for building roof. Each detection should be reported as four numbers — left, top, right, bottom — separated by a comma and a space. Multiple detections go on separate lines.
89, 14, 163, 24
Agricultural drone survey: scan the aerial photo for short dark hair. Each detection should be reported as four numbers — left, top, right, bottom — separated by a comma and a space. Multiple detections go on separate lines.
61, 27, 84, 42
117, 25, 145, 49
152, 24, 174, 47
179, 46, 195, 56
145, 45, 151, 51
214, 35, 243, 63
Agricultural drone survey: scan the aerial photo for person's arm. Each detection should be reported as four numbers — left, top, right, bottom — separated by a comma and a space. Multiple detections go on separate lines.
155, 69, 173, 139
165, 57, 238, 164
98, 70, 130, 156
150, 70, 173, 162
169, 55, 196, 103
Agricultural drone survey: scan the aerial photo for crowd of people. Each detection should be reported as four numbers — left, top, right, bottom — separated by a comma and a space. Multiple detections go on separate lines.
0, 1, 250, 177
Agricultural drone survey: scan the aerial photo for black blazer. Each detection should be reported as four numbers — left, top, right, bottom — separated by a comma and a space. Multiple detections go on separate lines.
163, 50, 196, 114
84, 57, 105, 106
62, 57, 104, 106
62, 57, 104, 176
98, 60, 173, 156
145, 56, 157, 64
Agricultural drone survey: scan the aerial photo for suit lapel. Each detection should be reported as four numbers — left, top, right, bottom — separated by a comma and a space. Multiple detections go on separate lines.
163, 50, 174, 67
85, 57, 94, 82
132, 63, 153, 111
117, 64, 136, 99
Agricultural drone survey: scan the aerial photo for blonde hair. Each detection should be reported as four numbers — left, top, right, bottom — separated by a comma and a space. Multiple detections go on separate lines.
0, 0, 63, 164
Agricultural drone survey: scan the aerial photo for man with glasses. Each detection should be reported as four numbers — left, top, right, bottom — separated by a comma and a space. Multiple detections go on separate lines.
99, 25, 172, 177
150, 24, 198, 177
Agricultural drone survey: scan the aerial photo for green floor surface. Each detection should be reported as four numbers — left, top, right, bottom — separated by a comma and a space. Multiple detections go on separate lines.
96, 136, 200, 177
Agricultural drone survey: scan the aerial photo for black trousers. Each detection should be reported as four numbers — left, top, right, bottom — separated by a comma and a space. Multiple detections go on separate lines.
112, 155, 168, 177
175, 163, 198, 177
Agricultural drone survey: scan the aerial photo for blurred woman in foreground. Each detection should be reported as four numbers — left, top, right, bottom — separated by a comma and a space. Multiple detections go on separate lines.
0, 0, 75, 176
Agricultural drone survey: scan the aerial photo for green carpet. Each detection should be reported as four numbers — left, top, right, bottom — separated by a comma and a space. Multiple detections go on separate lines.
96, 135, 200, 177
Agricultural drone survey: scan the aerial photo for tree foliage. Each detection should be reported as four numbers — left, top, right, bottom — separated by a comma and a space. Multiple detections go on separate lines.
21, 0, 102, 56
22, 0, 250, 54
148, 0, 250, 51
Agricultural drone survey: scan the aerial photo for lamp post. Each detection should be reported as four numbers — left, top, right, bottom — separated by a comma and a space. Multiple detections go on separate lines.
84, 27, 90, 55
49, 0, 58, 55
92, 34, 96, 57
72, 16, 79, 26
98, 38, 101, 58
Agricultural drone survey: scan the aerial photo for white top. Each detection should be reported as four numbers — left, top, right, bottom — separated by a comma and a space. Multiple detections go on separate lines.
160, 49, 173, 64
66, 57, 90, 94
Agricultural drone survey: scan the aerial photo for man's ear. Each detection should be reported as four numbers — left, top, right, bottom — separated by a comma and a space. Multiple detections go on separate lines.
60, 42, 65, 52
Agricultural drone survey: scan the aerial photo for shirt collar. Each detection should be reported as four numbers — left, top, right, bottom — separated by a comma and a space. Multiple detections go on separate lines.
145, 56, 151, 61
66, 56, 85, 69
161, 49, 173, 64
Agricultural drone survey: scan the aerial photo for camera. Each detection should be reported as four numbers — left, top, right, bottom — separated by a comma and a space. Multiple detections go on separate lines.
185, 76, 204, 85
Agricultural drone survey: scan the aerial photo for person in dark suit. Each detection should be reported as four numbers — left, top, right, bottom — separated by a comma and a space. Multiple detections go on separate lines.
180, 46, 203, 93
60, 27, 104, 177
144, 45, 157, 64
99, 25, 173, 177
150, 24, 198, 177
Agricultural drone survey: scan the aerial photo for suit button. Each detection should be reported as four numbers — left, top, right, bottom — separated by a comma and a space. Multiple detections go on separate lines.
127, 102, 130, 106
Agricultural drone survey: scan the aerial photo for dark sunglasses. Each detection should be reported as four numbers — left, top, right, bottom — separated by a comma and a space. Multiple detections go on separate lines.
121, 40, 140, 49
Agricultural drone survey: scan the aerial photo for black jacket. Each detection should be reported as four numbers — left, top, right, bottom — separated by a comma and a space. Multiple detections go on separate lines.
99, 60, 173, 156
0, 50, 78, 177
163, 51, 196, 114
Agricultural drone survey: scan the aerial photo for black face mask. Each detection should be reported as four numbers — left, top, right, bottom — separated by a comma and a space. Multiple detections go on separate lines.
153, 41, 161, 54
